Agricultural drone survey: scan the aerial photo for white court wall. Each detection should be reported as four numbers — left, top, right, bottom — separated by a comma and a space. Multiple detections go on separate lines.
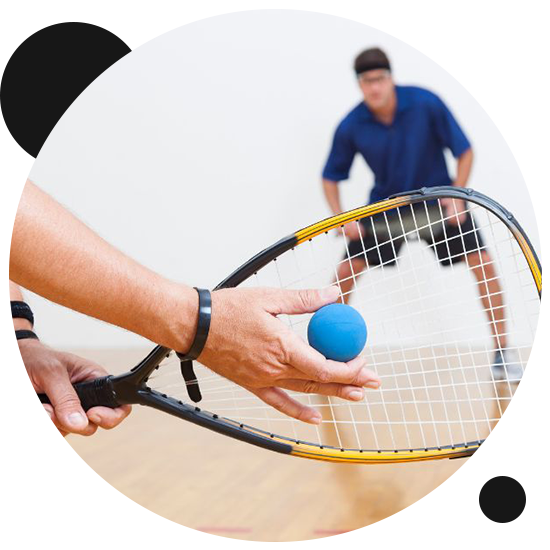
25, 10, 540, 348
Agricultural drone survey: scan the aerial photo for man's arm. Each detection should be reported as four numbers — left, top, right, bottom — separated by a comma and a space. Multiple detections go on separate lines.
453, 147, 474, 189
9, 280, 32, 331
442, 148, 474, 224
322, 179, 343, 215
10, 181, 380, 423
322, 120, 356, 215
322, 179, 364, 241
10, 279, 131, 435
11, 182, 198, 353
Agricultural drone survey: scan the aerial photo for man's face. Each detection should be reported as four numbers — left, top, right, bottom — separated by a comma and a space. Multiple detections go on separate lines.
358, 69, 394, 111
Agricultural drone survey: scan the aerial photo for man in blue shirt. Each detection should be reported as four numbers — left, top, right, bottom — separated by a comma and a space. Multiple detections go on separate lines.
322, 47, 519, 381
323, 47, 473, 217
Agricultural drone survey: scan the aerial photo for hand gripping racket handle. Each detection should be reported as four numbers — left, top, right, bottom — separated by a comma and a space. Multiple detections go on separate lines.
37, 375, 120, 411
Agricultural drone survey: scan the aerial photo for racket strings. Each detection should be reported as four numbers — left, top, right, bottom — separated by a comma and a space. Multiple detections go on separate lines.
149, 198, 537, 452
281, 205, 520, 290
338, 204, 462, 446
335, 253, 529, 302
150, 353, 525, 398
156, 378, 518, 404
305, 236, 527, 310
149, 362, 512, 430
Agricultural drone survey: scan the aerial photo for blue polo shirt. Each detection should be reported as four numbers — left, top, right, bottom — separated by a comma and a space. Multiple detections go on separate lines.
322, 85, 471, 203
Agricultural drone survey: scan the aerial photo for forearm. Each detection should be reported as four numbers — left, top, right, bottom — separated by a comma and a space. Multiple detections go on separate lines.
453, 148, 474, 188
9, 280, 24, 302
322, 179, 342, 215
10, 181, 197, 352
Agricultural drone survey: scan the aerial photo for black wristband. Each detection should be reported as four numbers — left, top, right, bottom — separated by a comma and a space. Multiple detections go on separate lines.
15, 329, 39, 341
176, 288, 212, 361
176, 288, 211, 404
11, 301, 34, 327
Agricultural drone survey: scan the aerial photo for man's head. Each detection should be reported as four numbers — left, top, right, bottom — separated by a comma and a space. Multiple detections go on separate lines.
354, 48, 394, 111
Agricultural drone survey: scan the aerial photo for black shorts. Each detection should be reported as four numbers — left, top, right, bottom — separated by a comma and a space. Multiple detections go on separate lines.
346, 204, 485, 267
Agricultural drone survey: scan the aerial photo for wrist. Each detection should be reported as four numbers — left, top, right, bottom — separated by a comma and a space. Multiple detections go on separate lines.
451, 180, 467, 189
17, 333, 41, 344
13, 318, 33, 331
161, 283, 200, 352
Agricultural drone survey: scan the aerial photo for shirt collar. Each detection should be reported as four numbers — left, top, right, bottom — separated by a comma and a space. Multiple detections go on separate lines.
359, 85, 410, 120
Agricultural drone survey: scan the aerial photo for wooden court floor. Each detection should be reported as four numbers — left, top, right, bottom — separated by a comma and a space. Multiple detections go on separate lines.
67, 349, 467, 542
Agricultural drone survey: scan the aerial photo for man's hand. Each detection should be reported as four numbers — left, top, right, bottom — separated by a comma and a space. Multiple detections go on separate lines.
197, 286, 381, 424
441, 197, 467, 226
20, 339, 131, 436
343, 222, 365, 241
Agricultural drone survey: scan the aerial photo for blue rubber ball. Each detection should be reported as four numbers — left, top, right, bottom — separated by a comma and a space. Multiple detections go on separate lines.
307, 303, 367, 362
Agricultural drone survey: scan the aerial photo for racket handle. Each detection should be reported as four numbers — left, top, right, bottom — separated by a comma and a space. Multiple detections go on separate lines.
37, 375, 120, 411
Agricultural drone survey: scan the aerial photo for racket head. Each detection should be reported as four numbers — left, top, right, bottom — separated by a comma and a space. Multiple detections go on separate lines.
131, 186, 541, 463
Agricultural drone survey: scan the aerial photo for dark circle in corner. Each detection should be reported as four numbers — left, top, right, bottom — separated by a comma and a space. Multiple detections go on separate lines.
479, 476, 526, 523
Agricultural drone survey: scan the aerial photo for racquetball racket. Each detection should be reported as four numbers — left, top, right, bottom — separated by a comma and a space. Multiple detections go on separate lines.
38, 186, 541, 463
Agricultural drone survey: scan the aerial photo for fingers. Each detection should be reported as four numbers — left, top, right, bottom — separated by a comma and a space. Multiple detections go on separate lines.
42, 404, 68, 437
40, 371, 92, 435
251, 379, 381, 425
39, 371, 132, 436
252, 387, 322, 424
63, 356, 132, 431
318, 357, 381, 387
447, 212, 467, 226
86, 405, 132, 430
42, 403, 131, 435
43, 404, 97, 437
277, 379, 370, 401
344, 222, 364, 241
22, 341, 127, 436
443, 199, 467, 226
267, 286, 340, 316
285, 339, 381, 387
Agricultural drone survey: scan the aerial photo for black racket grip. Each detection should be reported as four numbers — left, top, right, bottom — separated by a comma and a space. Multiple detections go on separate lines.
37, 375, 119, 411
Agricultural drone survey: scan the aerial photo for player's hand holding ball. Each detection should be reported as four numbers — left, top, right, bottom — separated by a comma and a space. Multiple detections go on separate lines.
198, 286, 380, 424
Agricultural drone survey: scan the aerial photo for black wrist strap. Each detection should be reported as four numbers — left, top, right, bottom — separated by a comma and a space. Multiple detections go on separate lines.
16, 329, 39, 341
176, 288, 212, 403
11, 301, 34, 327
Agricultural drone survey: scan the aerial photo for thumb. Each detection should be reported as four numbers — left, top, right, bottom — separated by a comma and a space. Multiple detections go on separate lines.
270, 286, 340, 315
43, 373, 89, 434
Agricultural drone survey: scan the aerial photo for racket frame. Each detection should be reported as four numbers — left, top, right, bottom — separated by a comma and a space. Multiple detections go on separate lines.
38, 186, 541, 463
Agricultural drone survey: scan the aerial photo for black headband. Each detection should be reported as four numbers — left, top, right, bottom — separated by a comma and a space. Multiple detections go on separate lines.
355, 61, 391, 76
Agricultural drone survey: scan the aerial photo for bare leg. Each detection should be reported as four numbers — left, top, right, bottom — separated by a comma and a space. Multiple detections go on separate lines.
466, 250, 506, 350
335, 256, 367, 304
